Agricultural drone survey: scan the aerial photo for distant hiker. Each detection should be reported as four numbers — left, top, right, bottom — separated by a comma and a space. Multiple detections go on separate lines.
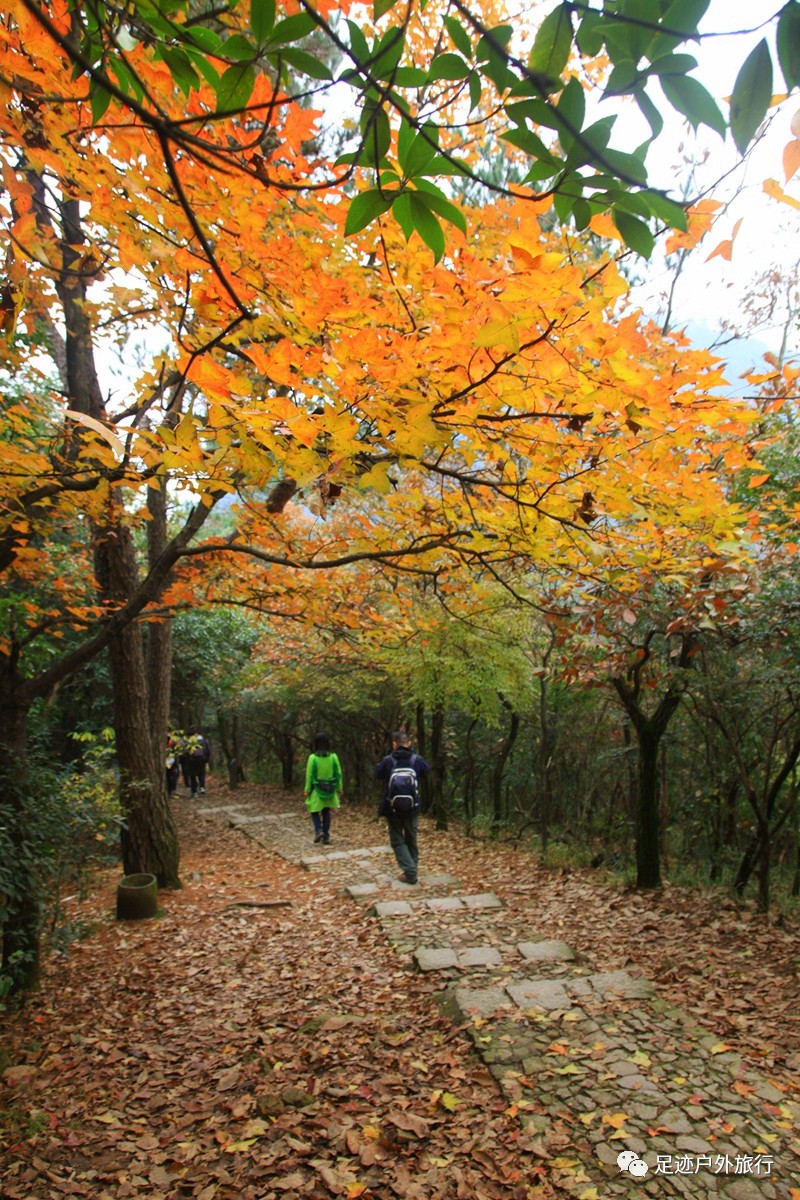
376, 731, 430, 885
304, 732, 342, 845
165, 731, 179, 797
186, 731, 210, 797
175, 730, 191, 789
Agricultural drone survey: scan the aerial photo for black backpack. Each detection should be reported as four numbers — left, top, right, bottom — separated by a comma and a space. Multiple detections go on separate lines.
385, 754, 420, 815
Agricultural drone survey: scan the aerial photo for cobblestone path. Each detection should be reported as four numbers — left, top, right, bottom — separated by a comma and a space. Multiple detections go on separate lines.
199, 793, 800, 1200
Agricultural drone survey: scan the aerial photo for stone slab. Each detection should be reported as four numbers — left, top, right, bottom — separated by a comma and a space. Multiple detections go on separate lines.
346, 883, 379, 899
415, 948, 459, 972
517, 939, 576, 962
373, 900, 414, 917
422, 874, 460, 887
441, 986, 513, 1020
506, 978, 571, 1011
458, 946, 503, 968
462, 893, 503, 910
586, 970, 654, 1000
426, 897, 466, 912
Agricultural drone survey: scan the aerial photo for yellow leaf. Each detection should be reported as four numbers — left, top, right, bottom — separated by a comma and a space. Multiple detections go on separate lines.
709, 1042, 733, 1054
475, 317, 520, 352
764, 178, 800, 211
578, 1111, 598, 1126
784, 137, 800, 182
65, 410, 124, 460
579, 1189, 600, 1200
748, 473, 770, 488
224, 1138, 258, 1153
439, 1092, 460, 1112
602, 1112, 630, 1129
631, 1050, 651, 1067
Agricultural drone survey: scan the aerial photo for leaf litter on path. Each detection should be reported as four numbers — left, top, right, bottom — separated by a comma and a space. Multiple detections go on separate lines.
3, 779, 800, 1196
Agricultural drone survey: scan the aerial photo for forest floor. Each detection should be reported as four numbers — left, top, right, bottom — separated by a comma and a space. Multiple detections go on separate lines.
2, 776, 800, 1200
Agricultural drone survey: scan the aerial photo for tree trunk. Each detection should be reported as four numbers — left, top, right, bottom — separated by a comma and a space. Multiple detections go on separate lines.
0, 691, 40, 992
490, 697, 519, 837
429, 705, 447, 830
613, 677, 681, 890
636, 723, 664, 888
95, 516, 180, 887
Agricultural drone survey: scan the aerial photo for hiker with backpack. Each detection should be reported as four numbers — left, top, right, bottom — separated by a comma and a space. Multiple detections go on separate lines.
376, 731, 430, 885
304, 732, 343, 845
186, 730, 211, 797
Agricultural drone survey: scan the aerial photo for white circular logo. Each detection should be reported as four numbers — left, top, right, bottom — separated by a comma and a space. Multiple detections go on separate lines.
617, 1150, 649, 1177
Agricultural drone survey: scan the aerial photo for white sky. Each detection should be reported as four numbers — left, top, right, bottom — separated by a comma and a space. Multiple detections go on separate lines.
627, 2, 800, 364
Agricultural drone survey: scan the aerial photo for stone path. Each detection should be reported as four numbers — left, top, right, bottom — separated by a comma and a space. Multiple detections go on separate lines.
200, 794, 800, 1199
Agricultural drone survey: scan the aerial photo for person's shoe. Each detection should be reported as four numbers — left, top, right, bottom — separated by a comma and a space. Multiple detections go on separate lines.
322, 835, 331, 845
313, 833, 323, 844
199, 787, 206, 794
399, 872, 417, 884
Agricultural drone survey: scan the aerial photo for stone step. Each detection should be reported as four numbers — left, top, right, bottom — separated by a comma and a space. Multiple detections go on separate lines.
371, 891, 503, 918
414, 938, 576, 974
443, 966, 654, 1020
300, 846, 392, 867
346, 873, 459, 900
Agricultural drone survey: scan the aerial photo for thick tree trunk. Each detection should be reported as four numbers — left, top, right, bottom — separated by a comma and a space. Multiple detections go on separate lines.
635, 725, 664, 888
95, 517, 180, 887
614, 675, 681, 890
0, 690, 40, 992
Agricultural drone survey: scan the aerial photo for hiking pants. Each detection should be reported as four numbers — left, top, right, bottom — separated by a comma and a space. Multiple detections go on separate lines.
387, 810, 419, 879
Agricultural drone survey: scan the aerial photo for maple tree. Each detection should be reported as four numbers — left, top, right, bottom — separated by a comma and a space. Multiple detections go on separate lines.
0, 0, 785, 995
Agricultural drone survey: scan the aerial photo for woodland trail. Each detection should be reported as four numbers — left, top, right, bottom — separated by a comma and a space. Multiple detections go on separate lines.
2, 778, 800, 1200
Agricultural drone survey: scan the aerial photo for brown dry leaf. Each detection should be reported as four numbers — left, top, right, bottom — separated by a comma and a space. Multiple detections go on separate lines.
388, 1109, 430, 1138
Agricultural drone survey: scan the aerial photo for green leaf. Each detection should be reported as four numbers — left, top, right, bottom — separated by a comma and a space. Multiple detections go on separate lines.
90, 83, 113, 123
216, 63, 255, 113
555, 76, 585, 151
443, 15, 472, 59
400, 123, 439, 177
612, 208, 655, 257
412, 180, 467, 233
184, 25, 222, 55
564, 115, 615, 168
602, 147, 648, 186
528, 4, 573, 90
268, 12, 316, 46
730, 39, 773, 154
634, 86, 664, 139
409, 193, 445, 261
160, 46, 200, 95
427, 52, 470, 82
374, 0, 400, 17
476, 24, 514, 62
647, 52, 698, 78
778, 1, 800, 90
640, 190, 688, 231
222, 34, 258, 62
660, 74, 726, 138
391, 66, 428, 87
250, 0, 276, 46
576, 10, 604, 58
371, 27, 405, 80
392, 191, 414, 240
361, 101, 391, 164
280, 48, 332, 81
344, 189, 394, 237
502, 125, 557, 162
572, 197, 591, 230
468, 71, 482, 110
